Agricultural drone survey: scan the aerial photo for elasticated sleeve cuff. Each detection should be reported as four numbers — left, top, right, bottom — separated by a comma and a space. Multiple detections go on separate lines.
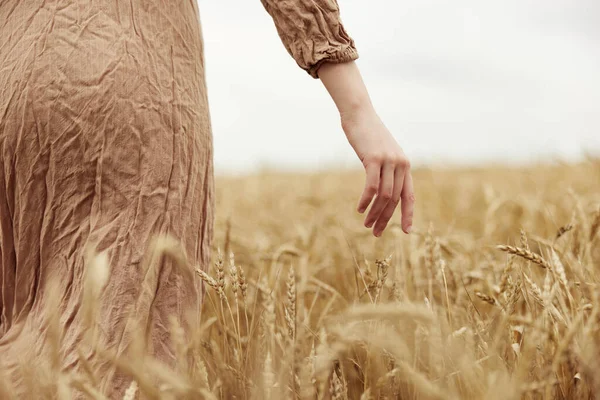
261, 0, 359, 79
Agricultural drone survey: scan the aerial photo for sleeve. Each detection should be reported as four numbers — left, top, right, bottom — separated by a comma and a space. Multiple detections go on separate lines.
260, 0, 359, 79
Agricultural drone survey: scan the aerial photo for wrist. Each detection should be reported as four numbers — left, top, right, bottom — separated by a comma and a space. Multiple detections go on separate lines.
338, 98, 374, 120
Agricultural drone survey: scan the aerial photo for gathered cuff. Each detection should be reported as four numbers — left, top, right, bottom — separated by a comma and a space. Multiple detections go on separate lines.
260, 0, 359, 80
307, 45, 359, 79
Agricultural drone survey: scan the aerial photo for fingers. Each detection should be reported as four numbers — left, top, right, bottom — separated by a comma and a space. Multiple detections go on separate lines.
400, 172, 415, 233
364, 162, 395, 232
357, 161, 380, 214
372, 165, 405, 236
358, 153, 413, 237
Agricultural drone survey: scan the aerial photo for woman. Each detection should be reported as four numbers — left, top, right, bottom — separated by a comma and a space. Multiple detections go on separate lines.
0, 0, 414, 396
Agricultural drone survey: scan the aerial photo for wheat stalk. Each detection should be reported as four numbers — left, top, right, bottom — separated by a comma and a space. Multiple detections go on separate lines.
496, 245, 552, 269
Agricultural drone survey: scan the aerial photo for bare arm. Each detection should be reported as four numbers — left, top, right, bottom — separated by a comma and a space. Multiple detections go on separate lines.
260, 0, 414, 236
319, 62, 415, 236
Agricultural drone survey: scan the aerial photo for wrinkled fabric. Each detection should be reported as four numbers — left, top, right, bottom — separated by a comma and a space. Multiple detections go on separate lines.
0, 0, 357, 397
261, 0, 359, 77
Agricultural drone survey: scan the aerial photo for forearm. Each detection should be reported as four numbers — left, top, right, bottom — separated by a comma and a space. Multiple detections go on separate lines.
318, 61, 414, 236
318, 61, 375, 119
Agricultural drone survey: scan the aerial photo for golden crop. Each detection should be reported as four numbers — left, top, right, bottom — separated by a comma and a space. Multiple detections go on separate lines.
2, 159, 599, 399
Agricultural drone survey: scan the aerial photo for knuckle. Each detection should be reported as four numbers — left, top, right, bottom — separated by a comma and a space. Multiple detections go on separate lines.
365, 153, 383, 164
383, 152, 401, 164
366, 183, 379, 193
380, 191, 393, 200
392, 153, 404, 164
406, 192, 416, 203
397, 157, 410, 169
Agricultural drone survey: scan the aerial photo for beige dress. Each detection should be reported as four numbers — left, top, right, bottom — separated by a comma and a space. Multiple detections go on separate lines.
0, 0, 357, 397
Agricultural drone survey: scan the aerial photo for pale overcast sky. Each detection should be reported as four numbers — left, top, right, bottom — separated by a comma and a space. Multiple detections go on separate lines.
197, 0, 600, 173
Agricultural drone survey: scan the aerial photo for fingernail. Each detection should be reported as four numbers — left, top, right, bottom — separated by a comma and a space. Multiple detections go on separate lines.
357, 207, 365, 214
375, 231, 382, 237
406, 226, 412, 234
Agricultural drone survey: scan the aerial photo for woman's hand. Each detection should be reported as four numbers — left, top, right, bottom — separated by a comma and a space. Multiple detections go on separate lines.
341, 107, 414, 236
318, 61, 414, 237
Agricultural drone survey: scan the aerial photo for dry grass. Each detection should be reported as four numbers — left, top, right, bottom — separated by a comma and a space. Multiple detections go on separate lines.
2, 159, 600, 399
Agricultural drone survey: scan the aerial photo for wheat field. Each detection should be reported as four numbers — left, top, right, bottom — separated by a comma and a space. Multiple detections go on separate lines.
2, 159, 600, 399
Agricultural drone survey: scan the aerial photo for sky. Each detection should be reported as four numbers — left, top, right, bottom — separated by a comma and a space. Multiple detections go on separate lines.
197, 0, 600, 173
